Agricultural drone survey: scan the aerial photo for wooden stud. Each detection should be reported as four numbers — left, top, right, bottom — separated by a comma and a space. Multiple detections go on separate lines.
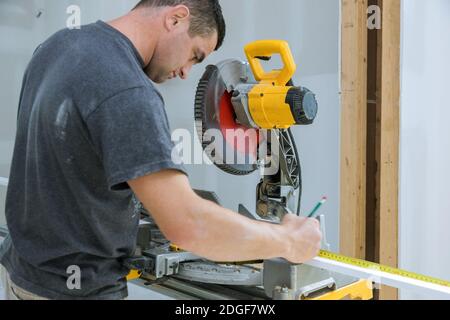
340, 0, 400, 300
340, 0, 368, 259
374, 0, 401, 300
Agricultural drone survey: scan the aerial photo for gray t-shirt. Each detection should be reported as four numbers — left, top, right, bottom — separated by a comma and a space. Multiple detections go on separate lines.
0, 21, 186, 299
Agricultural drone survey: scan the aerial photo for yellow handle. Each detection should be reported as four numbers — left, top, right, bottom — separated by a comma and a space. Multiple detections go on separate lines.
244, 40, 297, 86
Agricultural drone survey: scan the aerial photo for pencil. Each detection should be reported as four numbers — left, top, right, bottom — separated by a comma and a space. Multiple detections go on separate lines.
307, 196, 328, 218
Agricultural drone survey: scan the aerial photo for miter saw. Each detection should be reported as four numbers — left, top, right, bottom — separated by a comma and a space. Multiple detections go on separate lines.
125, 41, 371, 300
194, 39, 317, 220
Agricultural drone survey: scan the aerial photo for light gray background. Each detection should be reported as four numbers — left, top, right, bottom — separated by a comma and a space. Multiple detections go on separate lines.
0, 0, 341, 253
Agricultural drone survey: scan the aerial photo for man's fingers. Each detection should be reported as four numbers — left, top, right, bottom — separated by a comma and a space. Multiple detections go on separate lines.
304, 217, 320, 227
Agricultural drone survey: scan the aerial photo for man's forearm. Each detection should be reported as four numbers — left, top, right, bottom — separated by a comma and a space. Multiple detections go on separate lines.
128, 171, 294, 263
177, 197, 290, 262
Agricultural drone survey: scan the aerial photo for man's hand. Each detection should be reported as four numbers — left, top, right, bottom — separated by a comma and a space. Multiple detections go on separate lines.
281, 215, 322, 264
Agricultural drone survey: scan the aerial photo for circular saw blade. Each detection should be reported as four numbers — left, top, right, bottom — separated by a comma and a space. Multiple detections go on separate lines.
195, 60, 263, 176
174, 261, 263, 286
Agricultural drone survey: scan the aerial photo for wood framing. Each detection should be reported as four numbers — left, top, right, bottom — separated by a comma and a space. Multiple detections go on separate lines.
340, 0, 368, 260
365, 0, 378, 264
340, 0, 401, 300
374, 0, 401, 300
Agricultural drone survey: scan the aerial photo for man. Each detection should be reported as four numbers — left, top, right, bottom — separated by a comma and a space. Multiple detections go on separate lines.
0, 0, 322, 300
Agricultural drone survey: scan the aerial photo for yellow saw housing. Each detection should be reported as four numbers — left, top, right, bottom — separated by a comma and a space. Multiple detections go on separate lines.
244, 40, 317, 129
247, 84, 296, 129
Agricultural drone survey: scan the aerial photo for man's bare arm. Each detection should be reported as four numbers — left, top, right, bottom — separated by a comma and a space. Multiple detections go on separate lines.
128, 170, 321, 263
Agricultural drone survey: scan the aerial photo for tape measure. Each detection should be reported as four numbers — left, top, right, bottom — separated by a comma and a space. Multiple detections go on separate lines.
319, 250, 450, 288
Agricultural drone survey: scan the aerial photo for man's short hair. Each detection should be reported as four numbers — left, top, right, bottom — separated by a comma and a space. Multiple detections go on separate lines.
134, 0, 226, 50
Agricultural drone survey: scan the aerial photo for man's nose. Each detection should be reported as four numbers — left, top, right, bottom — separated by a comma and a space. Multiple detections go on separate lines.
179, 65, 193, 80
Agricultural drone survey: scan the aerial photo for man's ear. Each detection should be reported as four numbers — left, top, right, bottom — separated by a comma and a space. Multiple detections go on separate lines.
164, 5, 190, 31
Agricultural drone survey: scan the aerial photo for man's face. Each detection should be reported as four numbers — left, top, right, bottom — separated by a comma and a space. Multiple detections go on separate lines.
145, 28, 218, 83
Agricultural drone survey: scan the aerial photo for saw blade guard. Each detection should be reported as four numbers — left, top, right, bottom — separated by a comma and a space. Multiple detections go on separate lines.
195, 59, 264, 175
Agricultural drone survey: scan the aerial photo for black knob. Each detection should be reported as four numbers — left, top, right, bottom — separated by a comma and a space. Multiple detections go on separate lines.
285, 87, 318, 125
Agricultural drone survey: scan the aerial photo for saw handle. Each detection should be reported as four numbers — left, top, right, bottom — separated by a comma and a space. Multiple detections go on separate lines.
245, 40, 297, 86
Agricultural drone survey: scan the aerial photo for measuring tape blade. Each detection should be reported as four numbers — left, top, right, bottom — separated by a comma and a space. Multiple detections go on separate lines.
318, 250, 450, 289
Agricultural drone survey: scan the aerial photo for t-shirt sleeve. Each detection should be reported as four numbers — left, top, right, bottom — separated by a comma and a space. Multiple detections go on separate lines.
85, 86, 187, 191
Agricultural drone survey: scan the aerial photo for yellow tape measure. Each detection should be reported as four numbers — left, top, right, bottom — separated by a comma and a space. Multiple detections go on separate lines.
319, 250, 450, 288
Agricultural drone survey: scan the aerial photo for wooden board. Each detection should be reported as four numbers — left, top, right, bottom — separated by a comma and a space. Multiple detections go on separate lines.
374, 0, 401, 300
340, 0, 368, 260
340, 0, 400, 300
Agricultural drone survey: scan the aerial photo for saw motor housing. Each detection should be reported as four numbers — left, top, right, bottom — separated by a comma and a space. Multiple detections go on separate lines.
232, 40, 318, 130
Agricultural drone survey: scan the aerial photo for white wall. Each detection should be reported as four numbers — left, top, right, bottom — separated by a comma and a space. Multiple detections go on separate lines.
0, 1, 341, 251
400, 0, 450, 300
